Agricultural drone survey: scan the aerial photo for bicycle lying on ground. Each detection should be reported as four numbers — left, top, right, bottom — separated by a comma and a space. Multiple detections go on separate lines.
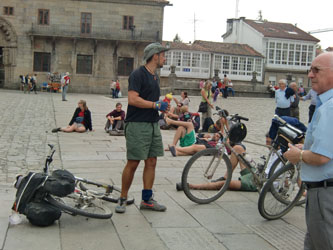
14, 144, 133, 221
44, 144, 134, 219
181, 108, 305, 219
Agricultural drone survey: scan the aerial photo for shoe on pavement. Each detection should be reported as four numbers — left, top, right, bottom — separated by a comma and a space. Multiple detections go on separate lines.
51, 127, 61, 133
115, 197, 127, 213
168, 145, 176, 157
140, 198, 166, 212
176, 182, 183, 191
211, 176, 226, 183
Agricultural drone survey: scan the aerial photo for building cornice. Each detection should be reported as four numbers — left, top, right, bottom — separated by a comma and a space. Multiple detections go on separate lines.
71, 0, 171, 7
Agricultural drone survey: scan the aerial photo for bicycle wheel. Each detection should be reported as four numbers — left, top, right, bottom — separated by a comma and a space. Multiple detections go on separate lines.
268, 157, 305, 206
46, 194, 113, 219
258, 163, 305, 220
78, 182, 135, 205
181, 148, 232, 204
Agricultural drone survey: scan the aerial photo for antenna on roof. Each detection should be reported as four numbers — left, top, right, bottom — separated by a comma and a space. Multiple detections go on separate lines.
235, 0, 240, 18
193, 13, 198, 41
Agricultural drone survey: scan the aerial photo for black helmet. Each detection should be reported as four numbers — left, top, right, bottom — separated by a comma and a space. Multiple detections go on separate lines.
229, 122, 247, 143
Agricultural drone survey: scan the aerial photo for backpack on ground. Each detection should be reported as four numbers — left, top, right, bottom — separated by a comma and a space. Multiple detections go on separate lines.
202, 117, 214, 132
25, 201, 61, 227
43, 169, 75, 197
12, 172, 62, 227
13, 172, 48, 214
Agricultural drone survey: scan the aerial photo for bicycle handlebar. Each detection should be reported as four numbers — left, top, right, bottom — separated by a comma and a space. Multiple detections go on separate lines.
229, 114, 249, 122
233, 115, 249, 121
273, 115, 287, 125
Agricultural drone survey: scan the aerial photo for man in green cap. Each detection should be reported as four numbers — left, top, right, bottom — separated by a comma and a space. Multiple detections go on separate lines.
116, 42, 170, 213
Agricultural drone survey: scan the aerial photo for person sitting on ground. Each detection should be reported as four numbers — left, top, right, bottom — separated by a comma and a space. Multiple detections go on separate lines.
173, 91, 190, 107
168, 132, 223, 157
176, 142, 257, 192
208, 119, 222, 133
167, 104, 187, 120
227, 81, 235, 97
52, 100, 92, 133
168, 109, 241, 157
105, 102, 125, 132
165, 116, 197, 151
159, 105, 188, 130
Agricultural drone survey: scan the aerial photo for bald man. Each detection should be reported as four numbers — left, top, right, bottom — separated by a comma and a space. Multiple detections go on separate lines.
284, 52, 333, 250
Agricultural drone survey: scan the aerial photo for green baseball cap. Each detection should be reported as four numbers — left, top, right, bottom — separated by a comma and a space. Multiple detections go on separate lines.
143, 42, 169, 62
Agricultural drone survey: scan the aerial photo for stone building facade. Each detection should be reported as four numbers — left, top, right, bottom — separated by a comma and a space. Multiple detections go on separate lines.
0, 0, 169, 93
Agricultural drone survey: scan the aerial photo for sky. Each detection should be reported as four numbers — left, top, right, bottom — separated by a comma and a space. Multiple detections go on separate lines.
163, 0, 332, 49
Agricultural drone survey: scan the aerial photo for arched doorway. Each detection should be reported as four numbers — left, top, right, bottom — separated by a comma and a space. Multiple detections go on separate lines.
0, 17, 17, 88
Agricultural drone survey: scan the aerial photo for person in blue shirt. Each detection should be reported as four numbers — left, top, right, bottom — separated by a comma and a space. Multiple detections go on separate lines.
275, 79, 294, 116
284, 52, 333, 250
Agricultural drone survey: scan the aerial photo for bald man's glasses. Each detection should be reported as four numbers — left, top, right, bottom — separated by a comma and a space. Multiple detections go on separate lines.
309, 66, 331, 74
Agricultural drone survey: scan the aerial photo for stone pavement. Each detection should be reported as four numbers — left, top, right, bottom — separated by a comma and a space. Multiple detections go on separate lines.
0, 89, 310, 250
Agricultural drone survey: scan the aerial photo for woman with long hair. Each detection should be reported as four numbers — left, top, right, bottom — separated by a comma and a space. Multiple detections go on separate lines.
52, 100, 92, 133
200, 81, 214, 128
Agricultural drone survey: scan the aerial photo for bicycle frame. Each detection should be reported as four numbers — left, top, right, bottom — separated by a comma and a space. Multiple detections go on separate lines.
207, 114, 288, 190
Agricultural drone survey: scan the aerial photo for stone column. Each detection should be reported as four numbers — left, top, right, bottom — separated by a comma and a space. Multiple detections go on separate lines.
251, 71, 258, 91
2, 47, 15, 89
168, 65, 177, 93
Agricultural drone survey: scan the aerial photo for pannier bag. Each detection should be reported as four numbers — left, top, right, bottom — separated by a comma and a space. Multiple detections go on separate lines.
12, 172, 48, 214
25, 201, 61, 227
44, 169, 75, 197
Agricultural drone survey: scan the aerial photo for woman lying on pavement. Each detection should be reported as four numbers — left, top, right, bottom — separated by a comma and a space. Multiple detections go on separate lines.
52, 100, 92, 133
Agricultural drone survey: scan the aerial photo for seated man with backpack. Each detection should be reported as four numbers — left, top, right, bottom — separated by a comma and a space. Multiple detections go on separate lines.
105, 102, 125, 133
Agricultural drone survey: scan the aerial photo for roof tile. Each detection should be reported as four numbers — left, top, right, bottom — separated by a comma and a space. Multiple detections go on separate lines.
163, 41, 263, 57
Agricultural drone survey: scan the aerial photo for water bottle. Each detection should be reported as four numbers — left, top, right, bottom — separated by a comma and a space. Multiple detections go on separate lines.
216, 141, 222, 149
243, 153, 256, 169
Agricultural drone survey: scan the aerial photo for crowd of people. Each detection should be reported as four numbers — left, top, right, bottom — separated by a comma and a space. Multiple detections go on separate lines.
48, 42, 333, 249
19, 74, 38, 94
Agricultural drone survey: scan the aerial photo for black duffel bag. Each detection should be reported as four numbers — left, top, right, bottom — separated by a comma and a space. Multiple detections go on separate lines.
44, 169, 75, 197
25, 201, 61, 227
